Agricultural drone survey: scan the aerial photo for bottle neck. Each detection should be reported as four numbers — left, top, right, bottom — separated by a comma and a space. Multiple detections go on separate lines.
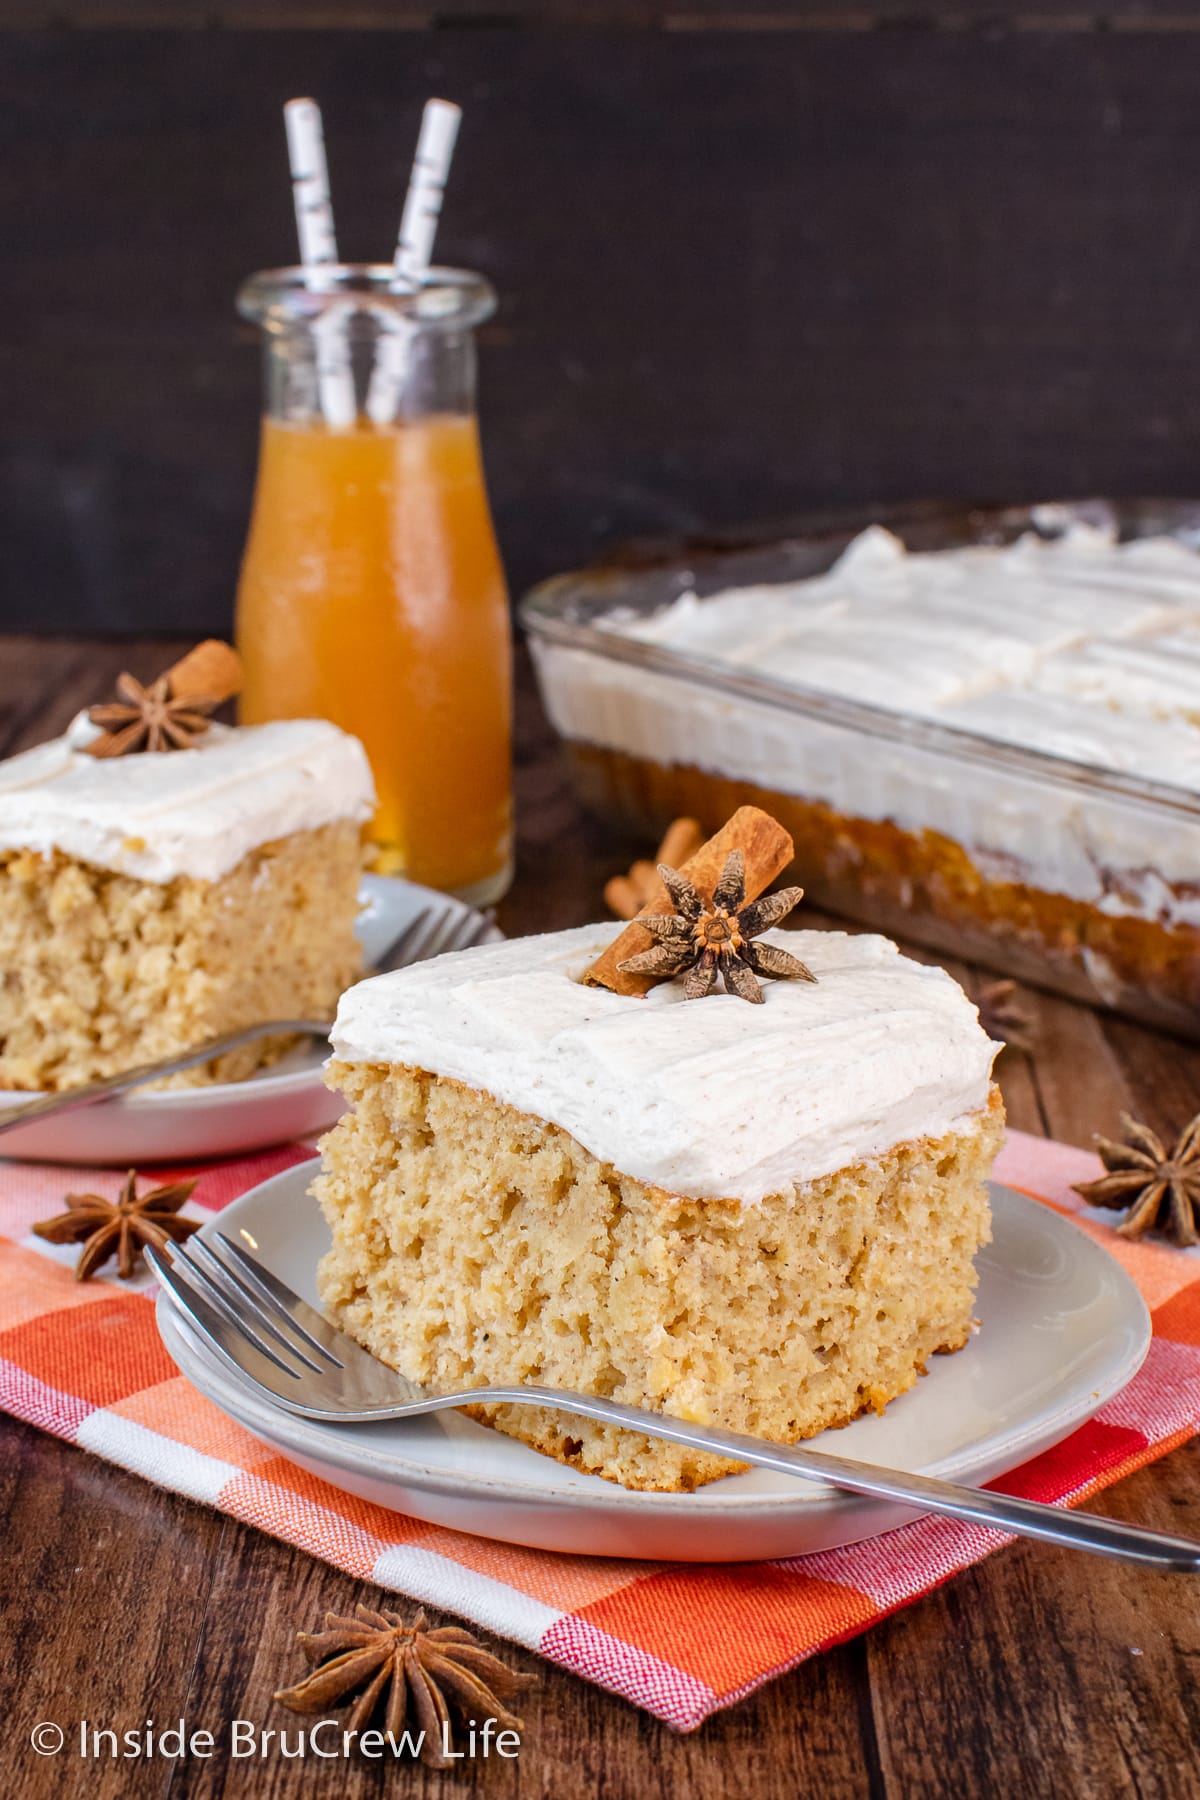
261, 319, 479, 428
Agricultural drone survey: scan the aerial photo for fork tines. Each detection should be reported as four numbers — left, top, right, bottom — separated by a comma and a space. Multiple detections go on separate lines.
373, 904, 494, 976
146, 1234, 344, 1383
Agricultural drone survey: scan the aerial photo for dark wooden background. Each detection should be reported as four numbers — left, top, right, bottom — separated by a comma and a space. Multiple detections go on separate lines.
5, 3, 1200, 633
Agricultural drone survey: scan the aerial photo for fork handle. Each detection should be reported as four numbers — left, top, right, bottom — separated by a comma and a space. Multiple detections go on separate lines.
468, 1386, 1199, 1571
0, 1020, 333, 1135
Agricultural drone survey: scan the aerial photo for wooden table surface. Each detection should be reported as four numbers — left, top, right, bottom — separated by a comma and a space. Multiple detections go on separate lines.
2, 634, 1199, 1800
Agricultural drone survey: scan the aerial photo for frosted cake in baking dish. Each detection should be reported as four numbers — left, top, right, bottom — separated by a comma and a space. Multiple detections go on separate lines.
315, 920, 1002, 1492
527, 523, 1200, 1032
0, 645, 375, 1091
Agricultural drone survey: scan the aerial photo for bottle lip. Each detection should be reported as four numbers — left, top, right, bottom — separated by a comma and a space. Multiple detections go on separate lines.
237, 264, 496, 332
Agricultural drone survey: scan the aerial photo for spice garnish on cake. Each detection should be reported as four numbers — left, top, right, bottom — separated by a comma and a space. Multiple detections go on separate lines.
315, 808, 1004, 1492
584, 803, 793, 997
615, 846, 814, 1002
83, 639, 243, 757
0, 643, 375, 1091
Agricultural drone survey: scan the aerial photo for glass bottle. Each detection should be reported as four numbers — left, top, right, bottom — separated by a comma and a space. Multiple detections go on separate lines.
234, 264, 513, 907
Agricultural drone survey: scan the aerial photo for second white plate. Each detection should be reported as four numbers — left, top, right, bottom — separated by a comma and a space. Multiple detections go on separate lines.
156, 1168, 1151, 1562
0, 876, 495, 1166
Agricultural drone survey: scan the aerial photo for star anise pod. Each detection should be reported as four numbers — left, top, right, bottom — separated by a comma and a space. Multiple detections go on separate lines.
275, 1604, 536, 1768
85, 670, 221, 757
32, 1169, 202, 1280
1072, 1111, 1200, 1247
616, 847, 816, 1003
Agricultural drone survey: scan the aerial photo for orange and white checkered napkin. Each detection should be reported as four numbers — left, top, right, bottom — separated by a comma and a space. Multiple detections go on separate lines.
2, 1130, 1199, 1729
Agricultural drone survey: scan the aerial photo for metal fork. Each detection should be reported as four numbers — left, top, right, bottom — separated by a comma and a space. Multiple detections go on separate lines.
148, 1233, 1200, 1572
0, 903, 493, 1135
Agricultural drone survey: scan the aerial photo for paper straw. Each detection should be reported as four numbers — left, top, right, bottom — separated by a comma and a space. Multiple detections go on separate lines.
284, 97, 356, 429
393, 98, 461, 286
365, 99, 462, 426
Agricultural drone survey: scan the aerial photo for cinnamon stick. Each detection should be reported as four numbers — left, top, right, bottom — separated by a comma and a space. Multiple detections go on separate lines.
166, 639, 243, 706
584, 805, 795, 996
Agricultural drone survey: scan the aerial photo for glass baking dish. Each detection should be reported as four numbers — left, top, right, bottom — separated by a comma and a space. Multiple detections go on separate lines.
520, 499, 1200, 1039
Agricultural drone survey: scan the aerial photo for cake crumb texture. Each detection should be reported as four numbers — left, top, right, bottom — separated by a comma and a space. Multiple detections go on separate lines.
0, 820, 363, 1090
315, 1065, 1003, 1492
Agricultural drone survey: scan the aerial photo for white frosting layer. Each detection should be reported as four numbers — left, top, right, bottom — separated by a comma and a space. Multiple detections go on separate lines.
0, 718, 375, 882
331, 922, 997, 1205
533, 525, 1200, 925
617, 525, 1200, 756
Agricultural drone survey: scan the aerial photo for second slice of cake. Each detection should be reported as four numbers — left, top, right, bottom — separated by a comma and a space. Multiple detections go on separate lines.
0, 648, 375, 1091
315, 919, 1003, 1492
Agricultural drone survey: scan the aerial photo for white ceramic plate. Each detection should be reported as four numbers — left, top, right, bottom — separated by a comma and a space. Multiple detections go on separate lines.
156, 1168, 1151, 1562
0, 876, 495, 1166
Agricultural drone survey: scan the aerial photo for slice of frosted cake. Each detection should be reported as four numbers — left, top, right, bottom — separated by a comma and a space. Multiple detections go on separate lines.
0, 643, 375, 1091
315, 855, 1002, 1492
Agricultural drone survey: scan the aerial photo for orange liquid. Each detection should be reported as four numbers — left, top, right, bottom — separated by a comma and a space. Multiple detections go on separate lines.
235, 414, 512, 898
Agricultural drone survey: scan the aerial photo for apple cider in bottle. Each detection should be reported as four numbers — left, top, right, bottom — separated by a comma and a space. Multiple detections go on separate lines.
235, 266, 512, 905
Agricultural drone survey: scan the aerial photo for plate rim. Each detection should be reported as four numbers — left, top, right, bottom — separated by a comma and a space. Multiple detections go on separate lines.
156, 1167, 1153, 1519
